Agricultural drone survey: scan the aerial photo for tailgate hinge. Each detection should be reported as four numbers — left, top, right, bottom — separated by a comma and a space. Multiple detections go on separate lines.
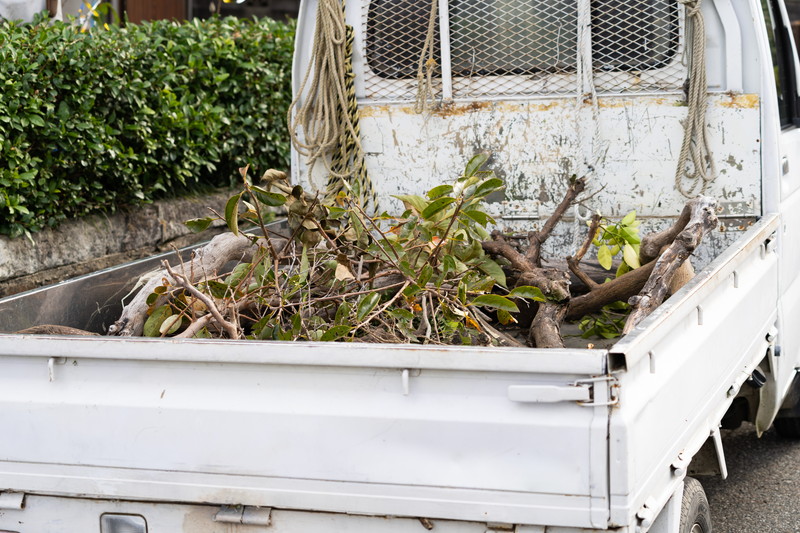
508, 375, 619, 406
0, 491, 25, 510
214, 505, 272, 526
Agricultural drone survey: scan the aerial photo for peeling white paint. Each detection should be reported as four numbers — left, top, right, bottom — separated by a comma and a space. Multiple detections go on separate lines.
299, 94, 759, 221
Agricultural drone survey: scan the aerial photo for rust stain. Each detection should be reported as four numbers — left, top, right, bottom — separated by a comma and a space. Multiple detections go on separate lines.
432, 100, 493, 117
360, 100, 564, 118
718, 93, 759, 109
358, 104, 394, 118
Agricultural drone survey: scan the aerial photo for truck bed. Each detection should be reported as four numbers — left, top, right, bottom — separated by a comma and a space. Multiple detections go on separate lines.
0, 215, 779, 531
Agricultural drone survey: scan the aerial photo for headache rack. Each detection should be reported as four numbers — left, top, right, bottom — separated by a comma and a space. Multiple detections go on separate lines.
361, 0, 686, 100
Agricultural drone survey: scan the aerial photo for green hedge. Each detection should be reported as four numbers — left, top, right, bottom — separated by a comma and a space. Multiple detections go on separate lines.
0, 15, 294, 238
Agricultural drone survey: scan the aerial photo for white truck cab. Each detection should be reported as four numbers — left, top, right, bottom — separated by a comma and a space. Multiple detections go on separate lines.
1, 1, 800, 532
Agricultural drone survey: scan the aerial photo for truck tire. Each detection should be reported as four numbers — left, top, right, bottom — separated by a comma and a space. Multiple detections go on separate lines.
774, 417, 800, 439
680, 477, 712, 533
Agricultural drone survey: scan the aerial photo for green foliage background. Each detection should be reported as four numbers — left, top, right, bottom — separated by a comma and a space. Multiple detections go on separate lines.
0, 15, 294, 238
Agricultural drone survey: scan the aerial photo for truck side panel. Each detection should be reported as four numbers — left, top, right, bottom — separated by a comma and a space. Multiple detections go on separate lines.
0, 341, 610, 528
608, 215, 780, 527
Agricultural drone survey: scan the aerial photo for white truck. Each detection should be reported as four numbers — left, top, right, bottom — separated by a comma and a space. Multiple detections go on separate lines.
1, 0, 800, 532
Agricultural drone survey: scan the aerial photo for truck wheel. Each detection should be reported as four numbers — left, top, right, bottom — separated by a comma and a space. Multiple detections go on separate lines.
680, 477, 712, 533
774, 417, 800, 439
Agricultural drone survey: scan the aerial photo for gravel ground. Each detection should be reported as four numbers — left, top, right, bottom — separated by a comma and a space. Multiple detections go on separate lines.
701, 422, 800, 533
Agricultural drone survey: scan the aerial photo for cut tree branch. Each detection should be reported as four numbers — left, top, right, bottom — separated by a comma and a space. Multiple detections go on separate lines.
566, 213, 601, 291
623, 197, 718, 334
526, 176, 587, 267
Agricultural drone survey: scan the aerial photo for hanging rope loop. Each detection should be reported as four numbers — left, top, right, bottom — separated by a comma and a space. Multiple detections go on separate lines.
675, 0, 717, 198
288, 0, 377, 209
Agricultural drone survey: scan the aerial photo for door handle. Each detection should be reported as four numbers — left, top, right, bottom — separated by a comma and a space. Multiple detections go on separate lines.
782, 156, 790, 175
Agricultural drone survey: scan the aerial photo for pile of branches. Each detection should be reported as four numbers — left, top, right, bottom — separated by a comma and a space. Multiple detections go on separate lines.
108, 156, 718, 348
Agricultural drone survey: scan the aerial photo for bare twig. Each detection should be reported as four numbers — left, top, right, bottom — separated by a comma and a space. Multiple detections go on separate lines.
526, 176, 587, 267
163, 261, 240, 339
566, 214, 601, 291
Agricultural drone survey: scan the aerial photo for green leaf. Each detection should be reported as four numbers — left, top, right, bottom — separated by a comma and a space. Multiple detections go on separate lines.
225, 193, 242, 236
335, 301, 352, 324
508, 285, 546, 302
461, 209, 493, 226
159, 314, 182, 335
421, 197, 455, 220
620, 226, 641, 245
427, 184, 454, 199
143, 305, 172, 337
392, 194, 428, 215
205, 280, 230, 298
356, 292, 381, 321
464, 153, 490, 178
403, 283, 422, 298
598, 244, 613, 270
291, 313, 303, 335
28, 115, 45, 127
497, 309, 515, 325
472, 178, 504, 199
418, 264, 434, 287
225, 262, 252, 288
476, 258, 506, 287
299, 245, 309, 284
251, 185, 286, 206
471, 294, 519, 313
327, 206, 347, 219
620, 210, 636, 226
321, 324, 352, 342
390, 308, 415, 321
184, 217, 214, 233
623, 243, 641, 269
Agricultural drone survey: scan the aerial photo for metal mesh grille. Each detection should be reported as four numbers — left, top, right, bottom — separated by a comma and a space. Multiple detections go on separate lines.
363, 0, 443, 99
362, 0, 684, 100
450, 0, 578, 97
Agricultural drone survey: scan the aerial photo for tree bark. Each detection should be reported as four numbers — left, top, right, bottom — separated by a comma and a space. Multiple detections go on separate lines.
108, 232, 285, 337
566, 261, 656, 320
622, 197, 718, 334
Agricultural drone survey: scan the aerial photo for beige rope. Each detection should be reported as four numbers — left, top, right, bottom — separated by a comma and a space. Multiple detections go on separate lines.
288, 0, 376, 209
414, 0, 439, 114
675, 0, 717, 198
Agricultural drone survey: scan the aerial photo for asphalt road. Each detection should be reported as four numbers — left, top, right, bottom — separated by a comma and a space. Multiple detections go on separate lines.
701, 423, 800, 533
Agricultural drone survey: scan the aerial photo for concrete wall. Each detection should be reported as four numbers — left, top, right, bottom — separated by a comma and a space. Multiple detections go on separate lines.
0, 191, 234, 297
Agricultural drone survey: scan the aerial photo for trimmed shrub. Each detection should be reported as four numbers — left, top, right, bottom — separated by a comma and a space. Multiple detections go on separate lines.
0, 15, 294, 238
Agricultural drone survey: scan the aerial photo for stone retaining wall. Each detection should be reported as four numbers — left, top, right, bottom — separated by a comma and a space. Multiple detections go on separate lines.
0, 191, 235, 297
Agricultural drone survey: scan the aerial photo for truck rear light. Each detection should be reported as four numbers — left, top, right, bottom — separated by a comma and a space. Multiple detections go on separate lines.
100, 514, 147, 533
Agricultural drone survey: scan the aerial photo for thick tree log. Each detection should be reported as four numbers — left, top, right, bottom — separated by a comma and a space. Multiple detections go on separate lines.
517, 267, 572, 301
108, 232, 285, 337
531, 302, 569, 348
566, 260, 656, 320
526, 268, 570, 348
639, 203, 693, 264
622, 197, 718, 334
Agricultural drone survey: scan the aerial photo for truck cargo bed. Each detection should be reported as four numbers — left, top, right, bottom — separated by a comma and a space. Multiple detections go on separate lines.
0, 215, 779, 531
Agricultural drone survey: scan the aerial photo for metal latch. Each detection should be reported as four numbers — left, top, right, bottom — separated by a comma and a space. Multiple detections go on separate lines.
214, 505, 272, 526
508, 376, 618, 406
0, 491, 25, 510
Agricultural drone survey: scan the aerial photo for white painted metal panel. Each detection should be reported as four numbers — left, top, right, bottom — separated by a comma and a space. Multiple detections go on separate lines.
0, 494, 496, 533
0, 347, 610, 527
298, 95, 761, 235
